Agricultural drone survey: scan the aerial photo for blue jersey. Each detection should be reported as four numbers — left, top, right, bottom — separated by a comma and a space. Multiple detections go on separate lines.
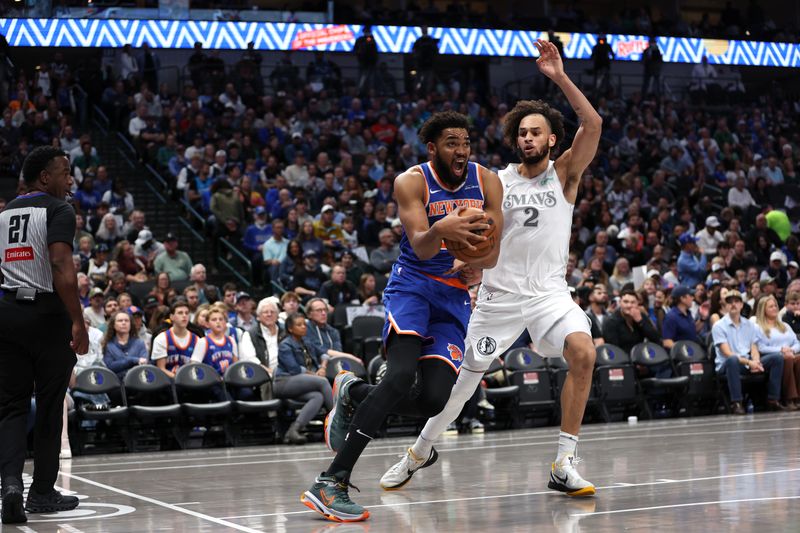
395, 161, 486, 280
165, 329, 199, 374
203, 334, 236, 376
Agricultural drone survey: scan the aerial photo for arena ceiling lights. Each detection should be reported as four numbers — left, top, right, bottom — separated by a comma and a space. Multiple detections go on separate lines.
1, 19, 798, 67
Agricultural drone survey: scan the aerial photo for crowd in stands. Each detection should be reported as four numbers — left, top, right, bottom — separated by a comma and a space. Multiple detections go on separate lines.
2, 31, 800, 453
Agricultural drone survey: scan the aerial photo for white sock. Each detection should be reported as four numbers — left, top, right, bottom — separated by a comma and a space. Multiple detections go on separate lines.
411, 366, 486, 459
556, 431, 579, 463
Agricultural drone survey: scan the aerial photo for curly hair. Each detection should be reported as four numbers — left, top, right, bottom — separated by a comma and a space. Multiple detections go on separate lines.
418, 111, 470, 144
502, 100, 565, 151
21, 146, 66, 185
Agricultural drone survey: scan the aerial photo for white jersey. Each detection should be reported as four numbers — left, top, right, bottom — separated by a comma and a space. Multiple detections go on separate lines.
482, 161, 573, 297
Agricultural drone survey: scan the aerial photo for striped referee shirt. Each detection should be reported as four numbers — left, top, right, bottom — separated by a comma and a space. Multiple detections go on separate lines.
0, 192, 75, 292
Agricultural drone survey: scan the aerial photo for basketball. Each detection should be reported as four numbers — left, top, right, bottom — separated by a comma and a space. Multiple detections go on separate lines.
443, 207, 498, 263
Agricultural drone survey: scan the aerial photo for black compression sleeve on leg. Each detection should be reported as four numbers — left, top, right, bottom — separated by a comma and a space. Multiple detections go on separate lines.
326, 333, 422, 479
390, 358, 457, 418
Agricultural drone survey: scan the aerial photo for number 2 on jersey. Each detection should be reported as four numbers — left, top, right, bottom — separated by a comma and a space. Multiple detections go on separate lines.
8, 214, 30, 244
523, 207, 539, 227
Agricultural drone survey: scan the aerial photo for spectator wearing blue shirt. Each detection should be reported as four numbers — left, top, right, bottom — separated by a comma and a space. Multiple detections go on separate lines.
677, 232, 708, 288
262, 218, 289, 289
662, 285, 701, 350
102, 311, 148, 380
712, 291, 785, 414
243, 206, 273, 287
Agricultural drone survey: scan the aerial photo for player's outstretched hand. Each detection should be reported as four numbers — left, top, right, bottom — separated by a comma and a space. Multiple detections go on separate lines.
535, 38, 564, 80
436, 206, 489, 251
71, 320, 89, 355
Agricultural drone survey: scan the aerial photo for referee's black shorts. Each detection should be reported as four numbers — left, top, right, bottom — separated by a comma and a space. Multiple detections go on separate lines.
0, 292, 76, 492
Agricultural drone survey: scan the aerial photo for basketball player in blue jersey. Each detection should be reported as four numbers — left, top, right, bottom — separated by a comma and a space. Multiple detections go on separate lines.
381, 39, 603, 497
301, 111, 504, 522
151, 301, 200, 378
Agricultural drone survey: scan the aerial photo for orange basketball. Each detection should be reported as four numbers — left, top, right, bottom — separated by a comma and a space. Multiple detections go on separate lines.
443, 207, 498, 263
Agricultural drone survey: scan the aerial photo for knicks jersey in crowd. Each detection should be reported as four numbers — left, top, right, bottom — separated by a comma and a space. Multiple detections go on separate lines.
164, 329, 199, 375
483, 160, 572, 296
395, 161, 486, 281
202, 334, 237, 375
383, 161, 486, 372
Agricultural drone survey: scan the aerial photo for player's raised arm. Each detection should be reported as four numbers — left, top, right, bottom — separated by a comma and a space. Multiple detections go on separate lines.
536, 38, 602, 203
394, 168, 488, 260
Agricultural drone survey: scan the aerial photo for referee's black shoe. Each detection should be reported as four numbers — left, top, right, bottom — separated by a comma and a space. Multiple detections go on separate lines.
1, 484, 26, 524
25, 489, 79, 514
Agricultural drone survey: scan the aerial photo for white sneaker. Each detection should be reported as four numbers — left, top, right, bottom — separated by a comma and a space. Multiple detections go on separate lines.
477, 398, 495, 411
380, 447, 438, 490
547, 456, 595, 497
443, 422, 458, 436
468, 418, 484, 433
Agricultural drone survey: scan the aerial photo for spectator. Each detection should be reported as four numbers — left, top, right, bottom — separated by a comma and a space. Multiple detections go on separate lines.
603, 288, 662, 353
233, 292, 256, 331
239, 298, 282, 380
102, 310, 148, 381
298, 220, 324, 258
354, 26, 379, 95
712, 291, 784, 413
150, 301, 202, 378
183, 286, 201, 321
762, 251, 790, 291
727, 176, 757, 213
662, 285, 702, 349
782, 290, 800, 334
189, 263, 219, 304
153, 233, 192, 282
87, 243, 110, 287
764, 156, 784, 185
275, 312, 334, 444
370, 228, 400, 275
94, 213, 125, 249
292, 250, 327, 301
696, 216, 725, 257
113, 240, 147, 283
590, 35, 614, 94
149, 272, 177, 306
689, 56, 719, 104
319, 265, 359, 307
677, 233, 707, 288
133, 229, 164, 270
83, 288, 107, 329
754, 295, 800, 410
119, 44, 139, 81
641, 36, 663, 97
279, 239, 304, 288
129, 305, 152, 351
586, 284, 610, 334
193, 306, 239, 386
314, 205, 344, 251
608, 258, 633, 295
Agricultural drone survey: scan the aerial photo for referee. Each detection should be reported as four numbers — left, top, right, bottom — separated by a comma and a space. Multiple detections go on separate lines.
0, 146, 88, 524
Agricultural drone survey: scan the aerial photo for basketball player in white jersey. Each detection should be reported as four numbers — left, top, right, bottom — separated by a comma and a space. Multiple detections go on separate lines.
381, 39, 602, 496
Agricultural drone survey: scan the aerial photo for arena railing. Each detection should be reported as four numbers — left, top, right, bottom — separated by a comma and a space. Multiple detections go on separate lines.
218, 236, 254, 289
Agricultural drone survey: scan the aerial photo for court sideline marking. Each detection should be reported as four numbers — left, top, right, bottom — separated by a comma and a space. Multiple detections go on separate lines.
571, 495, 800, 517
69, 425, 800, 475
220, 466, 800, 519
58, 472, 264, 533
69, 416, 785, 469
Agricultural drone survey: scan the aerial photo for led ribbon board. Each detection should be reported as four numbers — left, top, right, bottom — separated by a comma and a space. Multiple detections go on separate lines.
1, 19, 799, 67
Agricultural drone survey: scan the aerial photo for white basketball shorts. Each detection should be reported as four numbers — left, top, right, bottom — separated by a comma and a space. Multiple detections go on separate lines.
462, 285, 592, 372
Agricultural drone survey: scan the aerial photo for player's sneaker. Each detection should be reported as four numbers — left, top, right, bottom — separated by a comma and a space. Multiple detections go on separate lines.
301, 474, 370, 522
547, 456, 596, 497
380, 447, 439, 490
443, 422, 458, 436
324, 371, 360, 452
1, 485, 26, 524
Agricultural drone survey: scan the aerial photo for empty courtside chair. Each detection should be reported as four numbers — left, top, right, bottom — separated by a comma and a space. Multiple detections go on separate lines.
175, 363, 234, 447
325, 356, 368, 381
503, 348, 557, 425
630, 342, 689, 419
71, 366, 130, 454
548, 355, 599, 423
124, 365, 183, 451
483, 358, 520, 428
224, 361, 282, 445
671, 340, 723, 415
350, 316, 385, 362
593, 344, 643, 423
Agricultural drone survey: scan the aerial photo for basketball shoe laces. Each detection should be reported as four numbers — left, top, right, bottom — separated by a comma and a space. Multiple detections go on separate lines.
387, 449, 423, 477
333, 479, 361, 504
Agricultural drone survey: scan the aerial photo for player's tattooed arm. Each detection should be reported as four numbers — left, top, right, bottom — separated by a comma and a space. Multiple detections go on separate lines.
535, 38, 602, 204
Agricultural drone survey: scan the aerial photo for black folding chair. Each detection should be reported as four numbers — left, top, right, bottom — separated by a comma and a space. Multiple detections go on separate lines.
175, 363, 234, 447
630, 342, 689, 419
350, 316, 385, 362
671, 340, 724, 415
483, 358, 520, 429
123, 365, 183, 451
71, 366, 130, 455
503, 348, 557, 425
224, 361, 282, 445
593, 344, 644, 422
